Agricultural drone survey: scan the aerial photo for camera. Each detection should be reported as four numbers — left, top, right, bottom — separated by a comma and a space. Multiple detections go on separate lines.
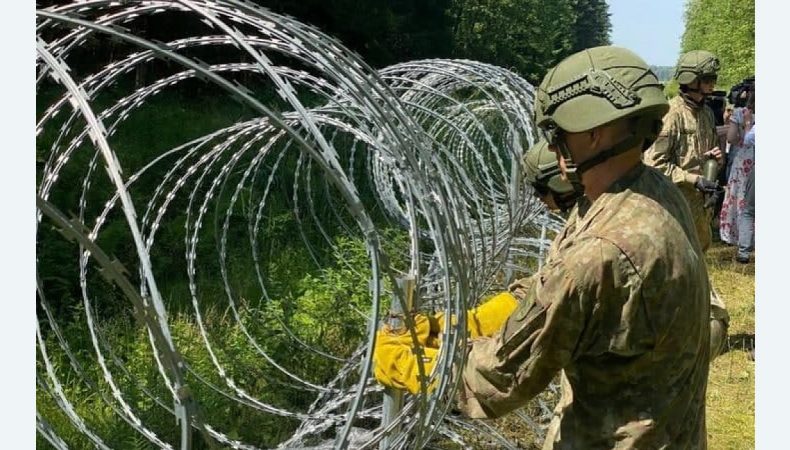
728, 75, 755, 107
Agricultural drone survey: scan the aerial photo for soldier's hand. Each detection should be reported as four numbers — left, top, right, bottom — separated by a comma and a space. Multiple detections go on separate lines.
703, 189, 721, 209
695, 176, 719, 194
373, 315, 439, 394
433, 292, 518, 339
372, 291, 518, 393
466, 292, 518, 338
705, 147, 723, 164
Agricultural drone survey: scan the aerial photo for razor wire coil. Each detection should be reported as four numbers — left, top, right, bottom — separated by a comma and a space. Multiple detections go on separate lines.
36, 1, 564, 448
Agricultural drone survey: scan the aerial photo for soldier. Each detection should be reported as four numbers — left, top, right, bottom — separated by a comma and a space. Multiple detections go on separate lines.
522, 139, 579, 213
373, 46, 712, 449
643, 50, 729, 359
525, 137, 726, 361
644, 50, 722, 249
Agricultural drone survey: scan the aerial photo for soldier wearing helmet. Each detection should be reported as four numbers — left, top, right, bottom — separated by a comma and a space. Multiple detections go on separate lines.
643, 50, 730, 359
455, 46, 711, 449
523, 139, 727, 361
522, 139, 578, 213
644, 50, 723, 249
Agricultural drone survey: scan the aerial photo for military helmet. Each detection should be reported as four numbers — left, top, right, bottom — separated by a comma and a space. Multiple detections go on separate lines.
535, 46, 668, 135
534, 46, 669, 191
674, 50, 720, 85
522, 140, 573, 195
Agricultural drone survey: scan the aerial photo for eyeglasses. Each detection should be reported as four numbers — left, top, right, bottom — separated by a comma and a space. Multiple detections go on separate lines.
700, 74, 718, 84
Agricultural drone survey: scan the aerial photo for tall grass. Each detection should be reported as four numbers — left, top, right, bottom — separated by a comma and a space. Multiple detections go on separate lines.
705, 242, 755, 449
37, 227, 413, 448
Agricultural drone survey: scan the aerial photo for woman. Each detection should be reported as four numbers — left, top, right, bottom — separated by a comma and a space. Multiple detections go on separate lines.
719, 90, 755, 254
735, 124, 755, 263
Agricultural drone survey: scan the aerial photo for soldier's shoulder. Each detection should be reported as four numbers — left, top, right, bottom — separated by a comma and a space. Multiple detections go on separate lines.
550, 235, 625, 285
667, 95, 685, 111
662, 96, 686, 122
624, 167, 690, 221
640, 165, 680, 188
590, 169, 699, 263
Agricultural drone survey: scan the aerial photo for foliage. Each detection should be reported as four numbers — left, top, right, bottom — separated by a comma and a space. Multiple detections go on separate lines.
253, 0, 456, 68
449, 0, 611, 84
664, 79, 680, 98
37, 229, 411, 447
38, 0, 455, 72
681, 0, 755, 89
569, 0, 611, 53
36, 78, 416, 445
37, 0, 613, 85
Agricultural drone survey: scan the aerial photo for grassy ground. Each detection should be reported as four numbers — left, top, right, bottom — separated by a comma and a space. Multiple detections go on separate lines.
706, 240, 755, 449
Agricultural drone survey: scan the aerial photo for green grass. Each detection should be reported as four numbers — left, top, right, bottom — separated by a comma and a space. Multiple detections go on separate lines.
706, 241, 755, 449
36, 228, 413, 448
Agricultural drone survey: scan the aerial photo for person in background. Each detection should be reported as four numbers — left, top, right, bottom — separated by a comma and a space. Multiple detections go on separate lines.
522, 139, 579, 214
723, 105, 734, 145
720, 90, 755, 262
643, 50, 722, 251
724, 77, 754, 178
642, 49, 730, 359
737, 123, 755, 263
712, 104, 733, 228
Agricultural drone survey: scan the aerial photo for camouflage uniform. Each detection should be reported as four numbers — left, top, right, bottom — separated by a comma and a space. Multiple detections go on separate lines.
458, 164, 711, 449
643, 95, 730, 330
644, 95, 717, 251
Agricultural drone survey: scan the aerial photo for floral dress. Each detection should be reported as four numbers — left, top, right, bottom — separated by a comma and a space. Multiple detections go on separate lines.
719, 109, 755, 244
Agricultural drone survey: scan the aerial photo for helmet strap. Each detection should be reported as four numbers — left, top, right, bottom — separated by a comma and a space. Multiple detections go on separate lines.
570, 116, 660, 176
556, 140, 586, 196
681, 90, 706, 108
575, 134, 643, 174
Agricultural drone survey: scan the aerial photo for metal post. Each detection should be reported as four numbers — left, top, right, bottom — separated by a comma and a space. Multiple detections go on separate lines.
505, 135, 521, 285
380, 276, 416, 449
538, 209, 548, 270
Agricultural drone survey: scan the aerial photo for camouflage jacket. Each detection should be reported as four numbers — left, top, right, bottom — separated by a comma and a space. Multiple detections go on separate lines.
643, 95, 718, 191
458, 164, 711, 449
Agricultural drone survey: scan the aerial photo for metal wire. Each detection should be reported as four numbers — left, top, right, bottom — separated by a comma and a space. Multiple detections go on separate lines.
36, 1, 563, 448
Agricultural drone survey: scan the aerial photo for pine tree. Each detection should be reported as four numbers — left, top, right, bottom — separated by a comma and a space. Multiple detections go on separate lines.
570, 0, 612, 53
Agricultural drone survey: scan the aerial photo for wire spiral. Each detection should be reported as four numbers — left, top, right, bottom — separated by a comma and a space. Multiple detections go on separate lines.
36, 1, 564, 448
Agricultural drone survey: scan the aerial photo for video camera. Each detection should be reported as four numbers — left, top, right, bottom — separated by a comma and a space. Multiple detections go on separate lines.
728, 75, 755, 107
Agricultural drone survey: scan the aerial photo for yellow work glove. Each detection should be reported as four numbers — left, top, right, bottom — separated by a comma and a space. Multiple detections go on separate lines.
433, 291, 518, 339
372, 292, 517, 394
372, 315, 439, 395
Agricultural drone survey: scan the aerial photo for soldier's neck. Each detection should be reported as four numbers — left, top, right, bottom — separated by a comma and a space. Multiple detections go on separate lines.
581, 150, 642, 202
681, 91, 705, 109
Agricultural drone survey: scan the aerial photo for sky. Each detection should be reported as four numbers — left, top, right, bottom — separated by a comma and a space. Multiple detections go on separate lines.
608, 0, 685, 67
